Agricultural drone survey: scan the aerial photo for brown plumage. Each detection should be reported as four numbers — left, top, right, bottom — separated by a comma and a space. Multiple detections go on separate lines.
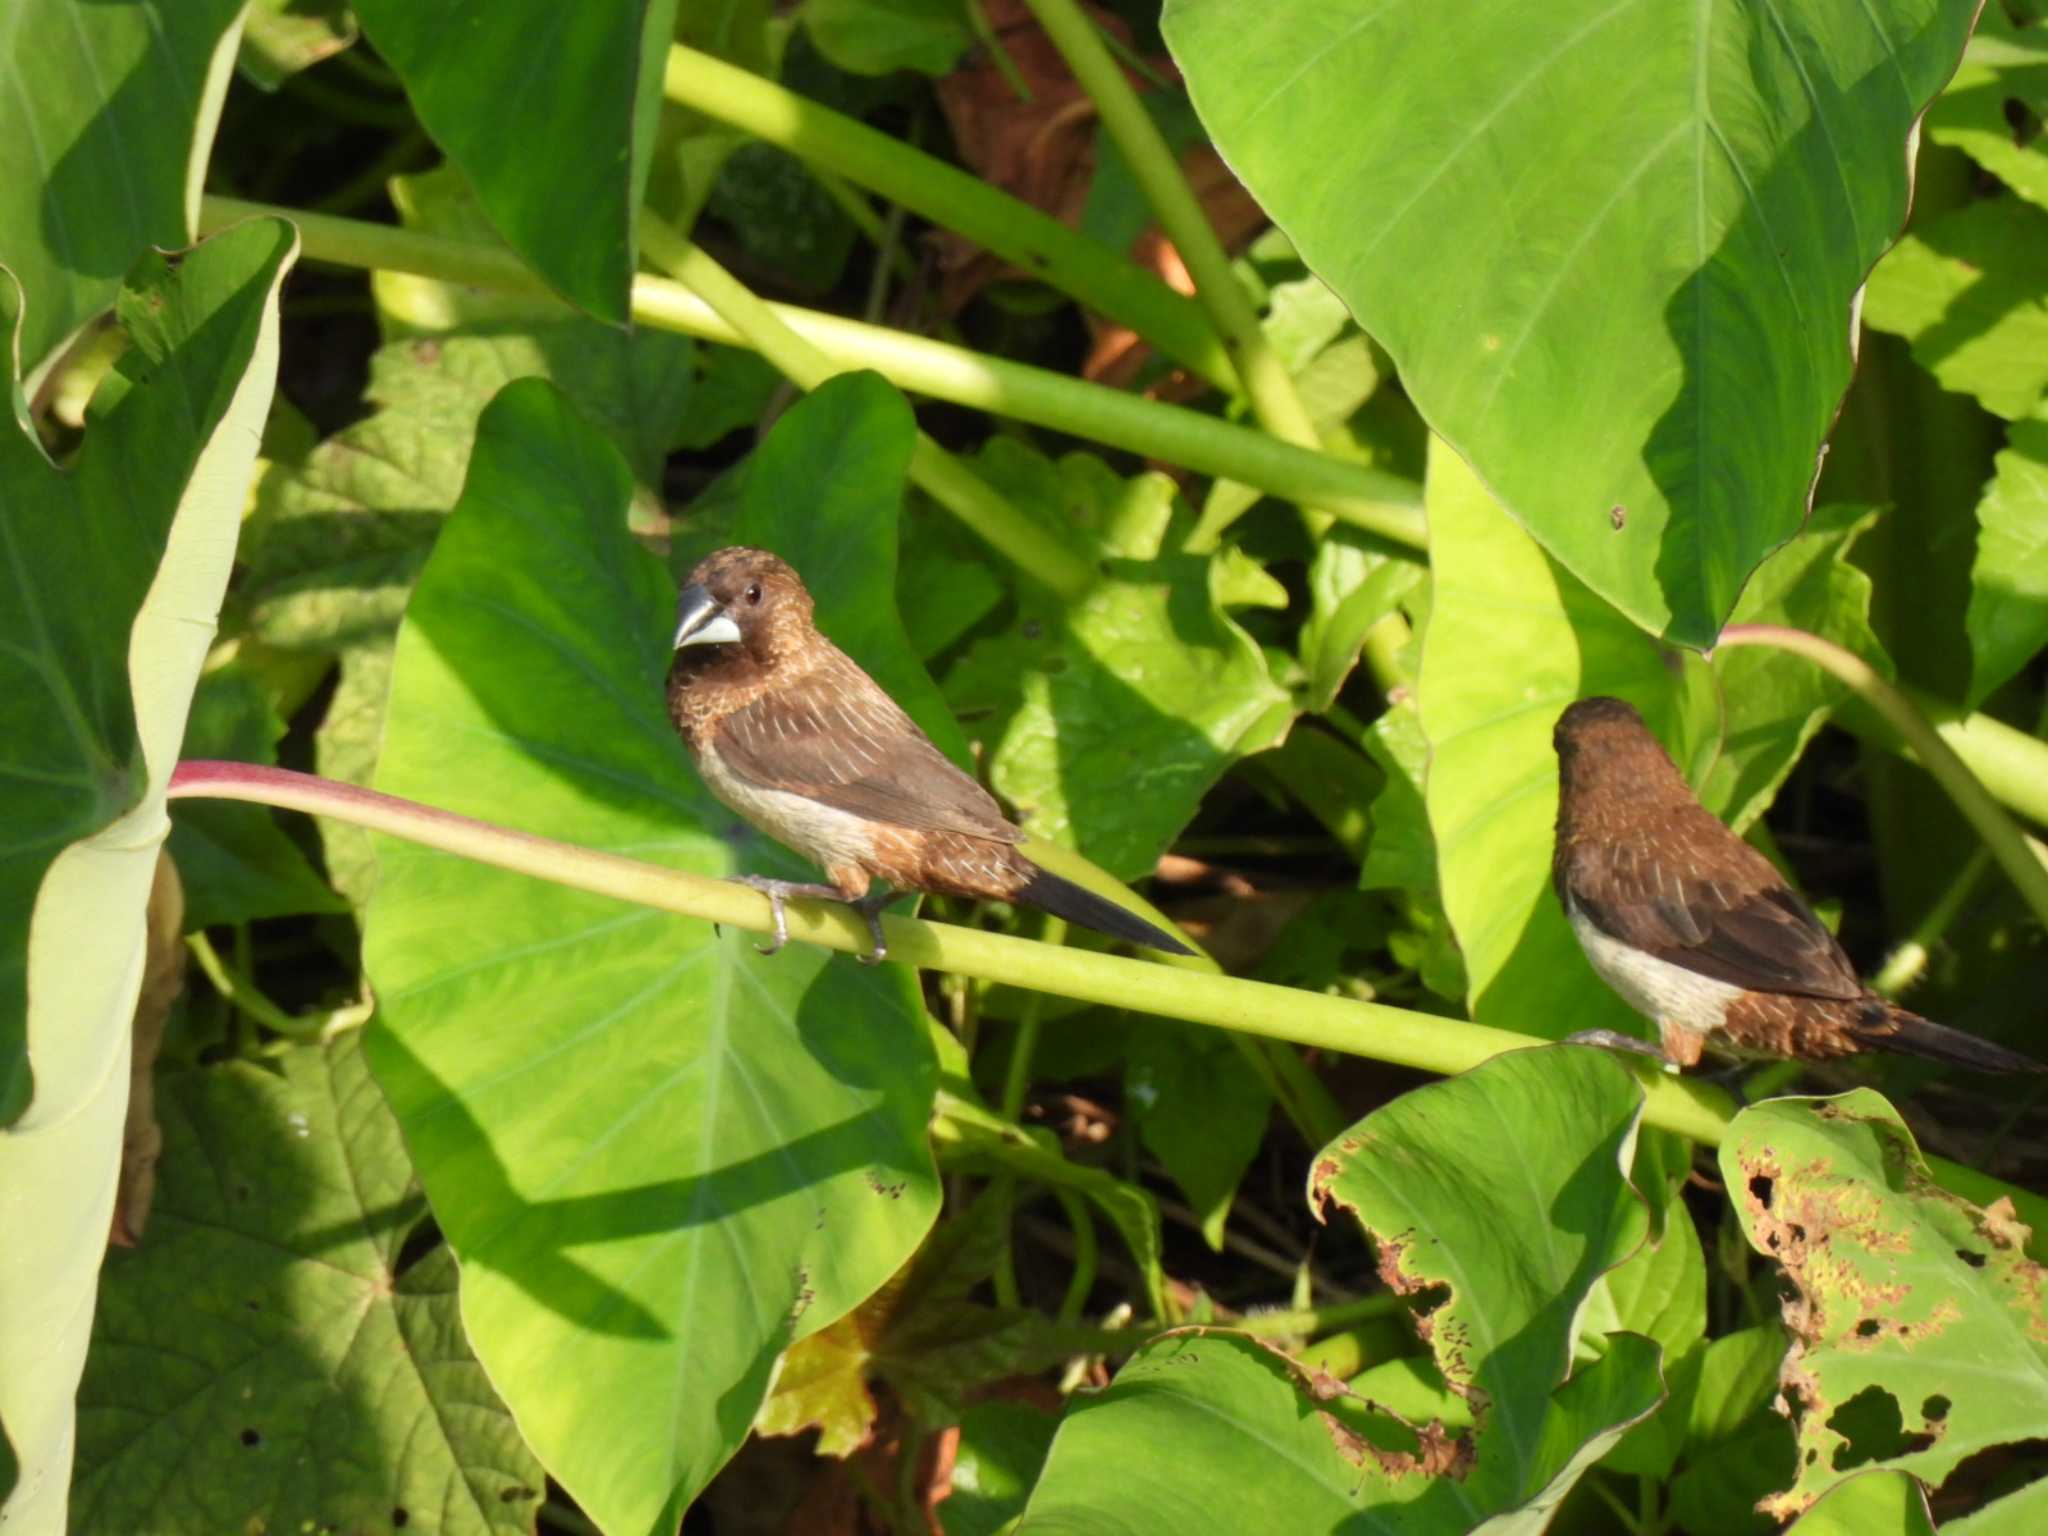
666, 546, 1193, 961
1553, 696, 2039, 1073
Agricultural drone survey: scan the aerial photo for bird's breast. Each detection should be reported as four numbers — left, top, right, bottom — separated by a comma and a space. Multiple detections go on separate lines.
1566, 897, 1746, 1039
694, 739, 878, 873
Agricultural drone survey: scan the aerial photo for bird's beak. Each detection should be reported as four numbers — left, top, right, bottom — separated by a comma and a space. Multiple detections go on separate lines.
672, 583, 742, 650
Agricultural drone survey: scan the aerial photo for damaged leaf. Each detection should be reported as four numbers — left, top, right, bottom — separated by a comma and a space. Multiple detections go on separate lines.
1721, 1090, 2048, 1521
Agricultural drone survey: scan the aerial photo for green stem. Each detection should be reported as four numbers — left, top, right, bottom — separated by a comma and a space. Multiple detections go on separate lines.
661, 43, 1235, 391
1872, 847, 1992, 998
1024, 0, 1321, 461
168, 761, 2047, 1233
197, 196, 1424, 548
637, 213, 1095, 600
1052, 1188, 1099, 1326
1002, 918, 1065, 1120
1717, 626, 2048, 930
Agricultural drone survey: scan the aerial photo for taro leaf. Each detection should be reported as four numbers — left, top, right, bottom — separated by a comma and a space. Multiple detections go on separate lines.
0, 220, 293, 1528
1784, 1469, 1937, 1536
72, 1035, 544, 1536
729, 372, 968, 766
166, 667, 345, 930
941, 1401, 1058, 1536
1927, 7, 2048, 213
0, 0, 245, 383
239, 0, 358, 90
1021, 1048, 1663, 1530
707, 143, 858, 296
1721, 1089, 2048, 1520
1300, 530, 1422, 713
1357, 697, 1435, 895
361, 378, 939, 1535
897, 499, 1006, 662
1655, 1323, 1795, 1525
1418, 441, 1886, 1040
1165, 0, 1976, 647
802, 0, 973, 76
1125, 1022, 1271, 1250
943, 442, 1293, 881
1966, 409, 2048, 708
1862, 197, 2048, 420
352, 0, 681, 323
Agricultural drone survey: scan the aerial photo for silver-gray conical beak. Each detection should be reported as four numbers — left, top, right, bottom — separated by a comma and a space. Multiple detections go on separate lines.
672, 583, 742, 649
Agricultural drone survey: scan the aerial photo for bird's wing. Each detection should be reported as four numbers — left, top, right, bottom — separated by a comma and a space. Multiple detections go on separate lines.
712, 649, 1020, 842
1565, 833, 1864, 999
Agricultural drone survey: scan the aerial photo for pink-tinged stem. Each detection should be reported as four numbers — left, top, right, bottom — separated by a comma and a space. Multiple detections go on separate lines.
1714, 626, 2048, 930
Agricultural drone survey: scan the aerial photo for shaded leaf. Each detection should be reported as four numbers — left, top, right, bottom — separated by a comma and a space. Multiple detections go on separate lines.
1927, 8, 2048, 213
362, 379, 940, 1534
239, 0, 359, 90
940, 1401, 1057, 1536
1126, 1022, 1271, 1250
73, 1036, 544, 1536
1966, 409, 2048, 707
803, 0, 974, 77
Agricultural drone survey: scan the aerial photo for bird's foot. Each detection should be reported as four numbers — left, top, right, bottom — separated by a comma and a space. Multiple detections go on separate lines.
850, 889, 913, 965
1563, 1028, 1674, 1067
728, 876, 845, 956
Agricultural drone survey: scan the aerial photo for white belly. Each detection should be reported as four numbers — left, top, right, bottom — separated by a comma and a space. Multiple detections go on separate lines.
695, 746, 877, 877
1567, 898, 1744, 1040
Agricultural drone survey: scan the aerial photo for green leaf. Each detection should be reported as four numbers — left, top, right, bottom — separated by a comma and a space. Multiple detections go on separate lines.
1863, 197, 2048, 420
1357, 698, 1434, 895
1299, 531, 1421, 713
1784, 1469, 1937, 1536
72, 1036, 544, 1535
1927, 8, 2048, 213
802, 0, 973, 79
0, 220, 294, 1528
361, 378, 940, 1534
706, 143, 858, 296
1125, 1023, 1271, 1250
0, 0, 245, 382
944, 443, 1294, 880
1721, 1090, 2048, 1521
1966, 410, 2048, 707
239, 0, 359, 91
167, 668, 345, 930
1165, 0, 1976, 646
1418, 443, 1885, 1040
1947, 1470, 2048, 1533
1021, 1048, 1664, 1530
941, 1401, 1057, 1536
351, 0, 681, 323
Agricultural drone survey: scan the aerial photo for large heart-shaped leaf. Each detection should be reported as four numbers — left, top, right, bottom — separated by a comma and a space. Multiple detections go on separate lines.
73, 1035, 544, 1536
0, 218, 294, 1528
1723, 1090, 2048, 1520
361, 378, 940, 1535
0, 0, 246, 383
1165, 0, 1978, 645
352, 0, 681, 323
1019, 1048, 1664, 1530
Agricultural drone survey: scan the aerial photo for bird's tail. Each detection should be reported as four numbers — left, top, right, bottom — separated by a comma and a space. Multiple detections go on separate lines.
1013, 865, 1195, 956
1861, 1006, 2044, 1074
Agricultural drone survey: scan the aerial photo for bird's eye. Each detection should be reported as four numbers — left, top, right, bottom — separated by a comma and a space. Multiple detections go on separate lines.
744, 582, 762, 605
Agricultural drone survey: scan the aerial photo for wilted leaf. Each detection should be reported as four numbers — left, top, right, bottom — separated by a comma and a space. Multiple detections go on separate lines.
1722, 1090, 2048, 1519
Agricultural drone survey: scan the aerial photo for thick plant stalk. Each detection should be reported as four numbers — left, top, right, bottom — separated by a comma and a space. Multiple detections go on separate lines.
1718, 625, 2048, 931
196, 197, 1424, 549
166, 760, 2048, 1236
661, 43, 1236, 391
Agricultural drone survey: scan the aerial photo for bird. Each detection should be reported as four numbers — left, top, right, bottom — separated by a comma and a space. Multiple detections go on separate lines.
1552, 695, 2040, 1074
665, 546, 1194, 963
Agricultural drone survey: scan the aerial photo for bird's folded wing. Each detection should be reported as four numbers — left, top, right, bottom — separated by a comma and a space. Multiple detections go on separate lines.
713, 651, 1020, 842
1567, 843, 1864, 999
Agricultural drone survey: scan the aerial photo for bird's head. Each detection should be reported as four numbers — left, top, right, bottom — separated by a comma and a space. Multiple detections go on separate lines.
671, 546, 816, 672
1553, 695, 1685, 798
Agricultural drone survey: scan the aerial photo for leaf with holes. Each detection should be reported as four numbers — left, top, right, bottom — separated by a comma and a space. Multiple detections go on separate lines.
72, 1035, 543, 1536
1721, 1090, 2048, 1520
362, 378, 940, 1535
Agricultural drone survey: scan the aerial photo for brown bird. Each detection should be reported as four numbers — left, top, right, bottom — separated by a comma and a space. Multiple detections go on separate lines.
666, 546, 1193, 962
1553, 696, 2040, 1073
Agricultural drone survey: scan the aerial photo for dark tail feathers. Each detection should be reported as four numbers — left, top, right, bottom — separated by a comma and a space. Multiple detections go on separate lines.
1864, 1007, 2044, 1074
1014, 866, 1195, 956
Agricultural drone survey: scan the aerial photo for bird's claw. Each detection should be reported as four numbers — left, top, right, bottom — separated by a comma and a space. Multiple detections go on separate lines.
729, 875, 841, 958
1563, 1028, 1675, 1066
852, 890, 911, 965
